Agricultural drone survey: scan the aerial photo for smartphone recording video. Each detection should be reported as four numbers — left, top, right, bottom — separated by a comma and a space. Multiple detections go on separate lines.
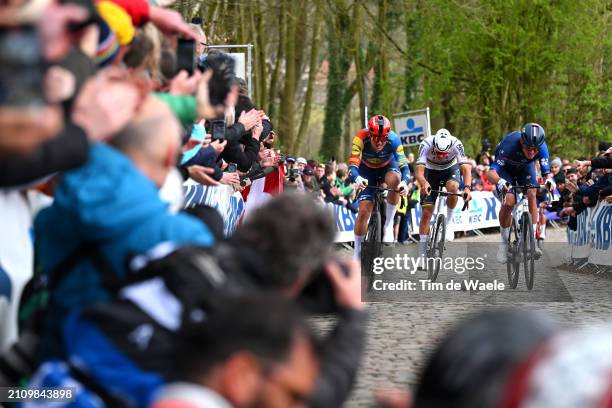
210, 120, 226, 142
0, 26, 45, 107
176, 38, 196, 75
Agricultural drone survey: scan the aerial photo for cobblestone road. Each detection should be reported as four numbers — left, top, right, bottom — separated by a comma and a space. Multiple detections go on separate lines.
329, 227, 612, 407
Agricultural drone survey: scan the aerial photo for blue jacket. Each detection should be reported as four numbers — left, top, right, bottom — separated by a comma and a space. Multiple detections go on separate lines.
34, 144, 214, 357
578, 173, 612, 197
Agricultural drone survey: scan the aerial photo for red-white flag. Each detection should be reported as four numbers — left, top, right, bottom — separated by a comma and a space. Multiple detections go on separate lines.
241, 166, 284, 221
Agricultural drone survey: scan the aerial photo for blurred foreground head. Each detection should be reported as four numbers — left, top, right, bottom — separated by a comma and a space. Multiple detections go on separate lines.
109, 95, 181, 187
413, 309, 558, 408
171, 297, 320, 408
230, 192, 336, 291
498, 323, 612, 408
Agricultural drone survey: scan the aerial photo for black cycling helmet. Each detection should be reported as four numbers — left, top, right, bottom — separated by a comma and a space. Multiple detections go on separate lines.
520, 123, 545, 147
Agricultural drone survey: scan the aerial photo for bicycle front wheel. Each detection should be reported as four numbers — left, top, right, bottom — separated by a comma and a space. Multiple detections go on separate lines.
428, 214, 445, 282
507, 217, 520, 289
361, 210, 382, 292
521, 212, 535, 290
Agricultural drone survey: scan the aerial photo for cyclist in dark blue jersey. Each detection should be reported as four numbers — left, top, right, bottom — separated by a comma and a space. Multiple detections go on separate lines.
486, 123, 556, 263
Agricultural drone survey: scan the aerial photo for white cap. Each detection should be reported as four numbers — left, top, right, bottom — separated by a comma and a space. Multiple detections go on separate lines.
297, 157, 307, 165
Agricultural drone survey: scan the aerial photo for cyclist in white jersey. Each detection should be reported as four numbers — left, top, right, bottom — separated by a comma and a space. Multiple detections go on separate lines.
415, 129, 472, 257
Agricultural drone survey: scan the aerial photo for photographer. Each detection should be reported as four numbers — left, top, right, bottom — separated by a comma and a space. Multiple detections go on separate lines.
153, 297, 320, 408
45, 194, 367, 408
213, 194, 367, 408
284, 157, 304, 191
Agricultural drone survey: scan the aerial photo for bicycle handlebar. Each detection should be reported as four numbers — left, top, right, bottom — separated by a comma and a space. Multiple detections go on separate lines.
367, 185, 401, 193
429, 189, 465, 197
428, 189, 470, 211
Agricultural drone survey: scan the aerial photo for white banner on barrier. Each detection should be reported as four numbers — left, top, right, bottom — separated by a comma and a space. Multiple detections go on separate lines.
587, 202, 612, 266
183, 182, 245, 236
410, 191, 502, 234
331, 191, 502, 243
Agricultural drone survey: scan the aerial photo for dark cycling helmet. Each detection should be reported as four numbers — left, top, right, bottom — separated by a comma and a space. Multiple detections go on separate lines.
520, 123, 545, 147
368, 115, 391, 142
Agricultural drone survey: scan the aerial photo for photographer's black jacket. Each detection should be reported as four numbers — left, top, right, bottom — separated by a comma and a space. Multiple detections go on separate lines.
218, 136, 260, 173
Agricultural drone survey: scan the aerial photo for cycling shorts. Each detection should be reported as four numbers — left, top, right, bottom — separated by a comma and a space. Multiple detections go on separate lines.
492, 162, 538, 200
420, 164, 461, 206
357, 161, 401, 202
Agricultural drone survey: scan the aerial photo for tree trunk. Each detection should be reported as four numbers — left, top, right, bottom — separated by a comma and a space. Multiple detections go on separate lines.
279, 0, 297, 152
253, 0, 268, 108
403, 0, 420, 110
267, 1, 286, 120
320, 1, 352, 159
295, 0, 323, 153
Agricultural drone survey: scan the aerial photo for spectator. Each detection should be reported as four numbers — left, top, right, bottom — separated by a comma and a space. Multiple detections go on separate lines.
286, 156, 296, 169
550, 157, 562, 178
320, 164, 346, 204
413, 310, 557, 408
153, 297, 320, 408
315, 163, 326, 184
575, 147, 612, 170
210, 194, 367, 408
29, 193, 365, 408
297, 157, 307, 172
302, 168, 321, 198
307, 159, 318, 172
335, 165, 355, 202
32, 95, 215, 358
550, 173, 570, 214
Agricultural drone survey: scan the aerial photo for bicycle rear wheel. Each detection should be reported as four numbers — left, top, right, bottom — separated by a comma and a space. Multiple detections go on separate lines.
521, 212, 535, 290
361, 209, 382, 292
427, 214, 445, 282
506, 217, 520, 289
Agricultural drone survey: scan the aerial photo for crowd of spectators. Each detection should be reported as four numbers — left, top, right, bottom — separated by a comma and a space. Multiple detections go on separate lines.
0, 1, 611, 407
0, 1, 366, 407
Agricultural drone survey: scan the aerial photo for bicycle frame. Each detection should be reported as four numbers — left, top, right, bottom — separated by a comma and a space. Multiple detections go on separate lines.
428, 186, 468, 226
506, 184, 542, 226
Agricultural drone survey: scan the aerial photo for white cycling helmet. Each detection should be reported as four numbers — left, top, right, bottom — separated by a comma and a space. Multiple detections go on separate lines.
433, 128, 453, 152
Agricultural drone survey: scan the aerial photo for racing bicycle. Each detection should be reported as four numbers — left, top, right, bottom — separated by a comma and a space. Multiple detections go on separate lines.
361, 186, 402, 292
425, 182, 468, 281
504, 184, 541, 290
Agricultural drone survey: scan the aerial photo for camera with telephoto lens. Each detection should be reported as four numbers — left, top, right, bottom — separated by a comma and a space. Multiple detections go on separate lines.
298, 257, 351, 314
288, 168, 301, 183
197, 52, 236, 106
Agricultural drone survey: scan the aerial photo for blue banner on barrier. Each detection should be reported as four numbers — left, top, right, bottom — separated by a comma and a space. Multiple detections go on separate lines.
592, 204, 612, 251
568, 202, 612, 266
184, 184, 244, 236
